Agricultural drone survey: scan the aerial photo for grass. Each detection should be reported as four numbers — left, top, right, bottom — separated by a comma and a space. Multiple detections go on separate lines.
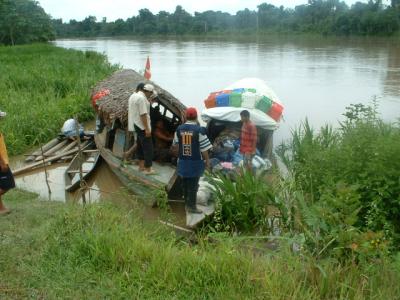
0, 43, 118, 155
1, 190, 400, 299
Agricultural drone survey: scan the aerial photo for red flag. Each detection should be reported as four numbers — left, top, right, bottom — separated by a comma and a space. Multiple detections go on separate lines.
144, 56, 151, 80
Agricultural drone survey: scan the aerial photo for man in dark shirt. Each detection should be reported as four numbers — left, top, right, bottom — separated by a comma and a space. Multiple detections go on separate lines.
173, 107, 212, 214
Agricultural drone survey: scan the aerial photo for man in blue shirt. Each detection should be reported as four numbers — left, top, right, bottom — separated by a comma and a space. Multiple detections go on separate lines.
173, 107, 212, 214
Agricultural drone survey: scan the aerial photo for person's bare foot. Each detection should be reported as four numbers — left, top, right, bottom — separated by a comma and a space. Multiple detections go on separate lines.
142, 168, 157, 175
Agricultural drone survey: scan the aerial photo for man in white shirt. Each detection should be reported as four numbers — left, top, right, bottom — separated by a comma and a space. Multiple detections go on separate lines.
128, 83, 157, 174
61, 118, 84, 140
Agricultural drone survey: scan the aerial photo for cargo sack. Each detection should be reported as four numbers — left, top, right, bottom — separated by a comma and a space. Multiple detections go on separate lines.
241, 92, 260, 109
267, 102, 284, 121
229, 92, 242, 107
256, 96, 273, 113
216, 93, 230, 107
204, 97, 216, 108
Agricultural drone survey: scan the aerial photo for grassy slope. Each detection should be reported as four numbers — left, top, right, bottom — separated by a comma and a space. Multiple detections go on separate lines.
0, 43, 118, 155
1, 190, 399, 299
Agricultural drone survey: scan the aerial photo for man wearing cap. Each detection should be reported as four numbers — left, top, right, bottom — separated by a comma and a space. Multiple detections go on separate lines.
0, 111, 15, 215
128, 83, 157, 174
173, 107, 212, 214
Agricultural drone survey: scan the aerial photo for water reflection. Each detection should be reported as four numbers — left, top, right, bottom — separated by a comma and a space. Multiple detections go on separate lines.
12, 160, 126, 202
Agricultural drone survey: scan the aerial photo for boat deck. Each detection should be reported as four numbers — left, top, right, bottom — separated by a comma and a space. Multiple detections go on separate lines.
123, 161, 175, 185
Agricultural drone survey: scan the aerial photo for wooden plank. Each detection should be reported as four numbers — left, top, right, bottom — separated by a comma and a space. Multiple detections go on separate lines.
58, 140, 78, 154
112, 128, 126, 159
60, 155, 73, 161
14, 148, 81, 176
159, 220, 194, 235
67, 170, 90, 174
186, 204, 215, 228
25, 138, 60, 162
35, 140, 69, 161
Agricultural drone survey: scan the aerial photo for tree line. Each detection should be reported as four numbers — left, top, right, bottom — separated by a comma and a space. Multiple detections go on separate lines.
53, 1, 400, 37
1, 0, 400, 46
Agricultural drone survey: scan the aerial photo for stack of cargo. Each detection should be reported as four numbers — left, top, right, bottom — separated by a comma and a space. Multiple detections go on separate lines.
204, 88, 284, 122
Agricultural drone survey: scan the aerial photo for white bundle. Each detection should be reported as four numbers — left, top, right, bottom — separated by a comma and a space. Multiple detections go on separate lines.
241, 92, 261, 109
196, 177, 215, 206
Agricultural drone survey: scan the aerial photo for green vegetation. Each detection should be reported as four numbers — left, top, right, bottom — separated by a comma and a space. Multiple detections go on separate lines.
207, 170, 276, 233
203, 102, 400, 263
0, 44, 118, 155
1, 190, 400, 299
53, 1, 400, 38
0, 0, 54, 45
276, 102, 400, 257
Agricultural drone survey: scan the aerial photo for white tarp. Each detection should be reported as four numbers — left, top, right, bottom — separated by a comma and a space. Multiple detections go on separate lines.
201, 107, 278, 130
201, 78, 282, 130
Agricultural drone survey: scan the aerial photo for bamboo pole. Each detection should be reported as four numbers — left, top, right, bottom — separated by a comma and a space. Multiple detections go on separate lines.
40, 145, 52, 200
35, 139, 69, 161
13, 148, 80, 176
75, 117, 86, 204
25, 138, 60, 162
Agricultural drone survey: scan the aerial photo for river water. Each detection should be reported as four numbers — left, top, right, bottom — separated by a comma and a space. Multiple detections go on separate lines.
12, 36, 400, 203
55, 36, 400, 144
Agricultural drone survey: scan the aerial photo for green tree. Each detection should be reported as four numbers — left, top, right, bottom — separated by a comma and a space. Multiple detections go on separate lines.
170, 5, 192, 34
0, 0, 54, 45
135, 9, 157, 35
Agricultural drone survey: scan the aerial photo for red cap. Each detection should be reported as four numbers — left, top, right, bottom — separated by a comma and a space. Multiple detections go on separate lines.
186, 107, 197, 119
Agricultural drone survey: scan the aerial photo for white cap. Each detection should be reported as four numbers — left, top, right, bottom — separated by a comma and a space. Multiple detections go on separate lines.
149, 91, 158, 100
143, 84, 155, 93
0, 111, 6, 118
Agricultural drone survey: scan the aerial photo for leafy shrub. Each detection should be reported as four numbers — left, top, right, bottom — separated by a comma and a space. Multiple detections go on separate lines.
207, 170, 275, 233
277, 102, 400, 252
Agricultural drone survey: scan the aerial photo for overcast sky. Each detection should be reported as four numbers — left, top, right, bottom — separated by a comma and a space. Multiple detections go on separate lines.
38, 0, 390, 22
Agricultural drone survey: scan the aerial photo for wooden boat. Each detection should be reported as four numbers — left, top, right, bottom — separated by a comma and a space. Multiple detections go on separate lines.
93, 69, 185, 204
64, 142, 101, 192
93, 70, 279, 228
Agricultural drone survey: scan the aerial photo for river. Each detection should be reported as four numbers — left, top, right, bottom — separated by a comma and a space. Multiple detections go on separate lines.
54, 36, 400, 144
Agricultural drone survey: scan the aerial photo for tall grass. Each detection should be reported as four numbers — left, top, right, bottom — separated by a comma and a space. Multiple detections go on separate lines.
1, 192, 400, 299
0, 44, 118, 155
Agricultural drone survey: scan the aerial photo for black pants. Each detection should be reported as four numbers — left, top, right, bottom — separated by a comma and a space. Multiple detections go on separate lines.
135, 125, 153, 168
182, 177, 200, 209
0, 168, 15, 191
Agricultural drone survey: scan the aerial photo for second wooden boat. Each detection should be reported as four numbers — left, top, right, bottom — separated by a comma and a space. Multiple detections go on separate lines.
64, 144, 101, 192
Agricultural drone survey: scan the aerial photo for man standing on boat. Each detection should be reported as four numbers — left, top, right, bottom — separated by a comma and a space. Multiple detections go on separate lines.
240, 110, 258, 173
173, 107, 212, 214
0, 111, 15, 215
128, 83, 157, 175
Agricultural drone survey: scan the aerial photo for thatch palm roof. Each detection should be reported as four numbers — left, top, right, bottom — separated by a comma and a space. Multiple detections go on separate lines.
92, 69, 186, 126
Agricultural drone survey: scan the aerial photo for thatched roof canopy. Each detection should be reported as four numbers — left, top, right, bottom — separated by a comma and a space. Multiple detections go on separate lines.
92, 69, 186, 126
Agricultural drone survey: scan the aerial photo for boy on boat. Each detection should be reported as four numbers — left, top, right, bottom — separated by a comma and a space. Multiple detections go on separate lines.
173, 107, 212, 214
240, 110, 257, 173
0, 111, 15, 215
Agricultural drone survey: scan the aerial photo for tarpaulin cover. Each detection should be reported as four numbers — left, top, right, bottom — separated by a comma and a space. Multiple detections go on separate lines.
201, 107, 278, 130
201, 78, 282, 130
